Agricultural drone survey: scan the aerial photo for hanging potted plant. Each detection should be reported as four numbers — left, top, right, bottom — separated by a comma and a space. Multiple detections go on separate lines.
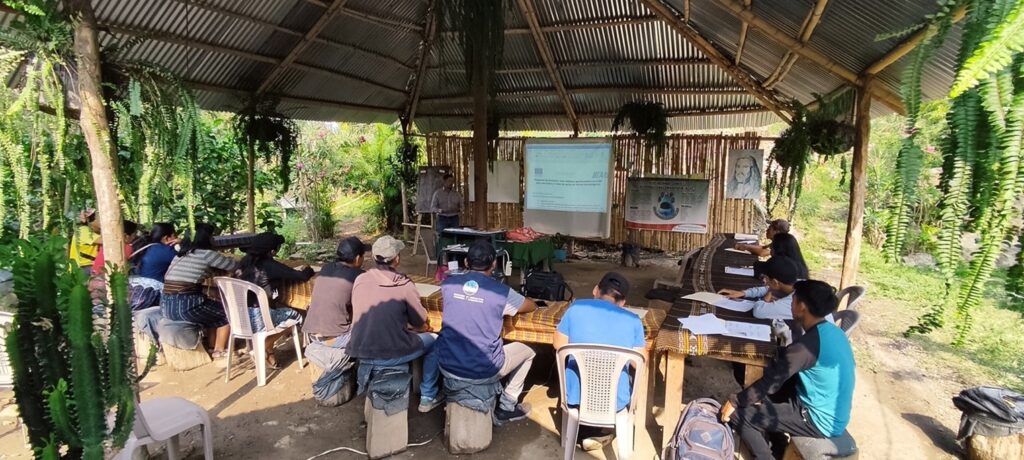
612, 101, 670, 158
232, 96, 298, 232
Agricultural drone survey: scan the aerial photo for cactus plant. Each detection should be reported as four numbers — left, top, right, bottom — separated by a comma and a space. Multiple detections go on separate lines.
2, 236, 155, 459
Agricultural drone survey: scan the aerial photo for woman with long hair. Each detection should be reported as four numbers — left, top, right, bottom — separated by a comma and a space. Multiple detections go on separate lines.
162, 223, 239, 359
235, 232, 313, 367
127, 222, 179, 311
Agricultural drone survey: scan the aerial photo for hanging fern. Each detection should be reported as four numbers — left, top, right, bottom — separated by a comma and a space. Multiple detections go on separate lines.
611, 101, 670, 158
438, 0, 509, 97
949, 0, 1024, 97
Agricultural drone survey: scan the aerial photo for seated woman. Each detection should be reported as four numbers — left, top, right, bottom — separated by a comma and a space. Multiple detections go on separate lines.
162, 223, 239, 359
127, 222, 179, 311
235, 232, 314, 368
767, 233, 809, 280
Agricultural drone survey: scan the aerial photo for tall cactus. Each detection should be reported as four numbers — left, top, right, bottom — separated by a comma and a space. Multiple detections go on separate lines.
2, 236, 154, 459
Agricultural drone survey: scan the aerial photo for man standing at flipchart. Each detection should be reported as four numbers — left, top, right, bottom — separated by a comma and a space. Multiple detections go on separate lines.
431, 173, 463, 232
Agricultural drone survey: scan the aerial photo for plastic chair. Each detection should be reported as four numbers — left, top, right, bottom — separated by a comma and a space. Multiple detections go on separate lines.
115, 396, 214, 460
421, 228, 439, 276
833, 310, 861, 336
556, 344, 646, 460
654, 247, 700, 289
837, 286, 866, 311
214, 277, 304, 387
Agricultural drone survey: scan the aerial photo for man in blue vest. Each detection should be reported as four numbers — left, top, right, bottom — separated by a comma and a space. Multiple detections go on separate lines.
719, 280, 856, 459
436, 239, 538, 425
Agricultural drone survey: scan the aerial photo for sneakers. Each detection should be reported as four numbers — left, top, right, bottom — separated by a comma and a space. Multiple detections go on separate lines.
418, 395, 445, 413
580, 433, 614, 451
492, 403, 530, 426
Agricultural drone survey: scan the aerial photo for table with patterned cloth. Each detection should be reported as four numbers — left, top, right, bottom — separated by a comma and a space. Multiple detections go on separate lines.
648, 233, 773, 449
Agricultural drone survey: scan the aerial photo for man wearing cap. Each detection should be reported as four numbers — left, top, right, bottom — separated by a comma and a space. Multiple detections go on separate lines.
304, 236, 367, 344
553, 272, 646, 450
736, 219, 791, 257
348, 236, 442, 411
436, 239, 538, 424
719, 256, 800, 320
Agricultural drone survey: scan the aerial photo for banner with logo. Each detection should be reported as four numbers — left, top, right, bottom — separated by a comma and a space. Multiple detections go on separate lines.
625, 177, 710, 233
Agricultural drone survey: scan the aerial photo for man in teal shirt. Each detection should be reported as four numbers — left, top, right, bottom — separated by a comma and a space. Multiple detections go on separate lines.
719, 280, 855, 459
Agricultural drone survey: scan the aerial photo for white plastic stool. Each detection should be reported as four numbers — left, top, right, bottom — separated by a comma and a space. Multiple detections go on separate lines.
115, 397, 214, 460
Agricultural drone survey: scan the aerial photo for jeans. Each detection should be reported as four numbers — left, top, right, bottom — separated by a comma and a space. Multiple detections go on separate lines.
360, 332, 440, 400
436, 214, 460, 232
497, 342, 536, 411
730, 396, 826, 460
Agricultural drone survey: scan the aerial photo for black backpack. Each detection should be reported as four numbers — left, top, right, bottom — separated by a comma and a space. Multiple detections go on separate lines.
663, 398, 736, 460
522, 270, 573, 301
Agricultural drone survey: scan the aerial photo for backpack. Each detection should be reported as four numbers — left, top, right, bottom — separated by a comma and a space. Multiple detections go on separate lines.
663, 398, 735, 460
522, 270, 573, 301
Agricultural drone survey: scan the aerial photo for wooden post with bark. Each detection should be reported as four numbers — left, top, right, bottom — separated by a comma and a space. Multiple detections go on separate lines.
66, 0, 125, 268
471, 69, 489, 229
840, 77, 872, 289
246, 142, 257, 232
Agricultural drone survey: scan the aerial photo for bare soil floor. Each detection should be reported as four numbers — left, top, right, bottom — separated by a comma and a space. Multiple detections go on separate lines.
0, 250, 964, 459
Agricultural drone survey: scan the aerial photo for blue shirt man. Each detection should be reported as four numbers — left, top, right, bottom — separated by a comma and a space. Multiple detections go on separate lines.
554, 272, 646, 412
436, 239, 538, 425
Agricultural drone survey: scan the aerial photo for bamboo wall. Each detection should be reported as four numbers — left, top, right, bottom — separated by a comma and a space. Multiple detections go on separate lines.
425, 133, 766, 252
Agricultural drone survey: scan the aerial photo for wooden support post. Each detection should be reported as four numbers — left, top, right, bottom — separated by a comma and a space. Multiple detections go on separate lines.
659, 351, 686, 449
840, 77, 872, 289
66, 0, 125, 268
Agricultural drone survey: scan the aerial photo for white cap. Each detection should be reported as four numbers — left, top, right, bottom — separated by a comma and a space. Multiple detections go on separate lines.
372, 235, 404, 262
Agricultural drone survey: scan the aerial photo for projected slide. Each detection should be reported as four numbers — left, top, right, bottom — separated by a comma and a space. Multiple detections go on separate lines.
525, 142, 612, 213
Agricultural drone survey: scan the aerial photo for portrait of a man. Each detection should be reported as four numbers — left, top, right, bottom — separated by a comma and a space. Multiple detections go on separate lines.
726, 149, 763, 200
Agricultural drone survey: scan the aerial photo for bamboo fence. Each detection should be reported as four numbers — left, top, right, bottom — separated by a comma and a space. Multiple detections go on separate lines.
425, 133, 768, 252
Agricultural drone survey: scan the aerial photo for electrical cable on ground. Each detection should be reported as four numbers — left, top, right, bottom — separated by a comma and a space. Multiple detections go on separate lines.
305, 430, 442, 459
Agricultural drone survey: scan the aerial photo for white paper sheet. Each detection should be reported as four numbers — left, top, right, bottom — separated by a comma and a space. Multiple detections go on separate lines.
725, 266, 755, 277
625, 307, 648, 319
678, 313, 728, 335
724, 247, 751, 254
447, 261, 460, 271
681, 291, 727, 304
722, 321, 772, 342
415, 283, 441, 298
714, 298, 756, 312
734, 233, 760, 241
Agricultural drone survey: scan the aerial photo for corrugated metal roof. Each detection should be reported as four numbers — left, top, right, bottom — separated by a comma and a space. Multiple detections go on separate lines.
1, 0, 963, 133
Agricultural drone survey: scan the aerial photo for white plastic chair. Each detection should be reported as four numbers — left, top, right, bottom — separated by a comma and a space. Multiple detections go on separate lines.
557, 344, 646, 460
214, 277, 304, 387
421, 228, 439, 276
115, 397, 214, 460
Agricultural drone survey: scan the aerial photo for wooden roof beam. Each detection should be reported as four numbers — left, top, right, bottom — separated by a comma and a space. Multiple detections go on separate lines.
103, 24, 408, 97
402, 0, 437, 127
711, 0, 905, 113
735, 0, 751, 65
763, 0, 829, 89
430, 58, 714, 74
187, 80, 399, 115
339, 7, 422, 33
517, 0, 580, 134
641, 0, 793, 123
506, 15, 661, 34
862, 4, 967, 76
256, 0, 349, 94
421, 87, 751, 104
419, 106, 772, 119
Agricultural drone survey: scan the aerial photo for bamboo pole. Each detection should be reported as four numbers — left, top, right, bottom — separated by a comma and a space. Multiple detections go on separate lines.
66, 0, 126, 268
862, 4, 967, 76
517, 0, 580, 134
763, 0, 829, 88
840, 77, 872, 289
735, 0, 751, 65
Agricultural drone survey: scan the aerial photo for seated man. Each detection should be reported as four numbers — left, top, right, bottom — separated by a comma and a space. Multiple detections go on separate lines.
347, 236, 441, 411
735, 219, 790, 257
720, 280, 855, 460
304, 237, 366, 345
436, 240, 537, 425
718, 256, 800, 320
553, 272, 645, 450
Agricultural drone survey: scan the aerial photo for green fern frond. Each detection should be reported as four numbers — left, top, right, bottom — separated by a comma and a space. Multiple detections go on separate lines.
950, 0, 1024, 97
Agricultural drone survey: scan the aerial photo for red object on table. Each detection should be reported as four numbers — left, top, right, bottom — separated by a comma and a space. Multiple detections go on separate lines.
506, 227, 545, 242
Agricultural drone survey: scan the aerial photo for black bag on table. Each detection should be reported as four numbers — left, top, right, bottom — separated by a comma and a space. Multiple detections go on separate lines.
663, 398, 735, 460
522, 270, 573, 301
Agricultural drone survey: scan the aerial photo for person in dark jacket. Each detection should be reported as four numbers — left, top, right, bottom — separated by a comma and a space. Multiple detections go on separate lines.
303, 236, 366, 342
236, 232, 312, 368
719, 280, 855, 459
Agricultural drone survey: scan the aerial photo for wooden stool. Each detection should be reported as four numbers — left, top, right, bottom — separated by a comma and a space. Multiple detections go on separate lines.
308, 365, 355, 407
161, 340, 210, 371
445, 402, 493, 454
364, 398, 408, 459
782, 431, 858, 460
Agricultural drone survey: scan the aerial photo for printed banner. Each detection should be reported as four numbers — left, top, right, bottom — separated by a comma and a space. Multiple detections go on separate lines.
625, 177, 710, 233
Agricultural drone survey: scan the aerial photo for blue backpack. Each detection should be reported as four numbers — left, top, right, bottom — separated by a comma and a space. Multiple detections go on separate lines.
663, 398, 736, 460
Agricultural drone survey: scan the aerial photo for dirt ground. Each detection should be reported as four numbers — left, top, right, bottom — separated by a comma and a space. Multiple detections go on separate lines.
0, 248, 965, 459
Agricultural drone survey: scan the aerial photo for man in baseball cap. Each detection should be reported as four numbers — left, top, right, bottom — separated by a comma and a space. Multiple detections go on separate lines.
719, 256, 800, 320
348, 235, 441, 411
554, 271, 645, 450
435, 239, 538, 423
305, 237, 367, 341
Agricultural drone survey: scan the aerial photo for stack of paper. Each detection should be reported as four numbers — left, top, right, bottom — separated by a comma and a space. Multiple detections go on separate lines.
715, 298, 756, 312
682, 292, 727, 304
678, 313, 772, 342
734, 233, 760, 241
725, 266, 755, 277
415, 283, 441, 298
